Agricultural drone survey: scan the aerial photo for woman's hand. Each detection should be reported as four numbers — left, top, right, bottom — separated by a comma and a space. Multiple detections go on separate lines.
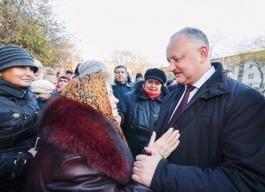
148, 128, 180, 158
132, 147, 162, 187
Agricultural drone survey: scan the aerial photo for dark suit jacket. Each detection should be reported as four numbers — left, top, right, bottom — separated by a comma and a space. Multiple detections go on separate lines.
151, 62, 265, 192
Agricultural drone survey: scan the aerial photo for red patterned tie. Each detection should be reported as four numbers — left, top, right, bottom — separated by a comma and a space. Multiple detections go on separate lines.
167, 86, 195, 129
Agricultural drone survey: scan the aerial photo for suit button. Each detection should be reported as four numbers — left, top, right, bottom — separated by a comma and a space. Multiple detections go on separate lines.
13, 113, 20, 118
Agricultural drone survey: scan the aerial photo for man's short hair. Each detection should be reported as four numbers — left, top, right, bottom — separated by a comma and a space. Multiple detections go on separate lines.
225, 69, 233, 73
66, 70, 73, 74
170, 27, 209, 50
114, 65, 127, 73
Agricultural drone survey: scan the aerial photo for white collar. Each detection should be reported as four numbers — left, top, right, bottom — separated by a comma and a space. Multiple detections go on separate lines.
193, 66, 215, 89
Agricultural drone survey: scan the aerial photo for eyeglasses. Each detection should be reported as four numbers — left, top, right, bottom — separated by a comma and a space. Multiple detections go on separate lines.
59, 80, 69, 83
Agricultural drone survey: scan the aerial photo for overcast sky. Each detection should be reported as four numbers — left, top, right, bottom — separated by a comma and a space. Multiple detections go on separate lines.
54, 0, 265, 66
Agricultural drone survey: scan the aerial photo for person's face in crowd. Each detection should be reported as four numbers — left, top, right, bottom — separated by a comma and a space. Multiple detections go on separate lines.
227, 71, 234, 78
170, 79, 177, 85
34, 69, 43, 80
56, 72, 61, 79
144, 79, 162, 93
66, 73, 73, 79
136, 77, 143, 81
58, 78, 69, 88
106, 83, 119, 119
0, 66, 34, 88
114, 67, 127, 84
167, 34, 207, 85
34, 93, 52, 101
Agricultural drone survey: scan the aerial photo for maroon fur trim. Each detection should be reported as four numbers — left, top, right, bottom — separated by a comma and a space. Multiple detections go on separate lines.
38, 96, 133, 184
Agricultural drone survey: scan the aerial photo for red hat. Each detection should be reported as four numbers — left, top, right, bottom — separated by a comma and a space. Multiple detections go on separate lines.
58, 75, 70, 83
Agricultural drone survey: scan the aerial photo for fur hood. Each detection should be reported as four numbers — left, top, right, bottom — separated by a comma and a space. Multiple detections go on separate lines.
132, 80, 169, 100
38, 96, 133, 184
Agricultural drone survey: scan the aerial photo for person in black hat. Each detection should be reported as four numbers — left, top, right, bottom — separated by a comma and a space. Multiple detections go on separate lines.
65, 69, 74, 79
0, 45, 39, 192
135, 72, 143, 81
119, 68, 179, 159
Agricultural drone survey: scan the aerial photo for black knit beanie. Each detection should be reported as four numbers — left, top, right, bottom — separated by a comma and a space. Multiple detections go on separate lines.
0, 45, 38, 73
136, 73, 143, 79
144, 68, 167, 84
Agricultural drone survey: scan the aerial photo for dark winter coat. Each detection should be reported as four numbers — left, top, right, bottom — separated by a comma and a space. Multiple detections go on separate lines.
167, 83, 178, 92
24, 96, 151, 192
112, 80, 132, 109
0, 78, 39, 192
120, 81, 168, 159
150, 62, 265, 192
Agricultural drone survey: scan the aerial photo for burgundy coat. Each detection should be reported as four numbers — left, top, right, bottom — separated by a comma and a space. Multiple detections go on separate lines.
24, 96, 151, 192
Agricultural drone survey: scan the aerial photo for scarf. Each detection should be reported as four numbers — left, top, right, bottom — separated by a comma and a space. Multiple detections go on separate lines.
142, 84, 161, 100
58, 72, 128, 145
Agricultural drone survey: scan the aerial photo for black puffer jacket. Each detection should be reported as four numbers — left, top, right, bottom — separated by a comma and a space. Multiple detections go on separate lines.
112, 80, 132, 109
119, 81, 168, 158
0, 78, 39, 192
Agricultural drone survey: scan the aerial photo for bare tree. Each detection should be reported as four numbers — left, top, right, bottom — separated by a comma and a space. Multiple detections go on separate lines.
209, 32, 225, 58
209, 32, 237, 59
240, 50, 265, 91
235, 36, 265, 93
109, 50, 153, 78
237, 36, 265, 53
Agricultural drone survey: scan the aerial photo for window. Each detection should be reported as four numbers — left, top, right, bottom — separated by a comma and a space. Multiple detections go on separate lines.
239, 65, 244, 73
249, 63, 256, 70
238, 74, 243, 82
248, 74, 254, 79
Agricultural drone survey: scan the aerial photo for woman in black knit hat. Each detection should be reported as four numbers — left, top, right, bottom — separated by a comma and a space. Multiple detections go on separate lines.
0, 45, 39, 192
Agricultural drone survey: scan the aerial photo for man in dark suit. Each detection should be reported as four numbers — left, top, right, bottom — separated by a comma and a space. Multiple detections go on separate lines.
132, 27, 265, 192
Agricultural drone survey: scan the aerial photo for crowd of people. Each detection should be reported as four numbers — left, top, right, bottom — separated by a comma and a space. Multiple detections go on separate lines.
0, 27, 265, 192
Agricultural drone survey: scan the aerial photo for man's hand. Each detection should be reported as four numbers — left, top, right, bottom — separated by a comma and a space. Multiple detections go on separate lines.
148, 128, 180, 158
132, 147, 162, 187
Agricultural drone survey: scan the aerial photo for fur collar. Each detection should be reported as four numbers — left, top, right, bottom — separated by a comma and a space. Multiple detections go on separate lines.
38, 96, 133, 184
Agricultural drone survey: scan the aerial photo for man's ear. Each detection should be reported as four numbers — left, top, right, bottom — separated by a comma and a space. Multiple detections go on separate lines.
199, 46, 209, 63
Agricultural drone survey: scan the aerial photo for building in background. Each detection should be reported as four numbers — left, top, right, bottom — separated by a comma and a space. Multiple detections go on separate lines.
211, 50, 265, 94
